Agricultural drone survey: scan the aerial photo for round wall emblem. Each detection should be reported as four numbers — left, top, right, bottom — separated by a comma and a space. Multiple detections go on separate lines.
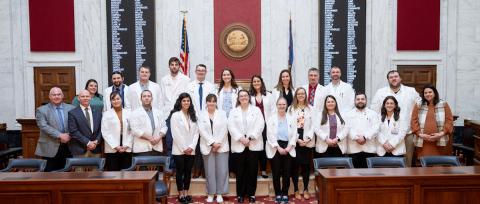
219, 23, 256, 61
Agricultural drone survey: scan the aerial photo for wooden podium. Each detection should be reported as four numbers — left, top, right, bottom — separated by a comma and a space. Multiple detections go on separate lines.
16, 118, 39, 158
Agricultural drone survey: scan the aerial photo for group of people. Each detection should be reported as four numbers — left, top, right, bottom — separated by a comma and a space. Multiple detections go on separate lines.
35, 56, 453, 204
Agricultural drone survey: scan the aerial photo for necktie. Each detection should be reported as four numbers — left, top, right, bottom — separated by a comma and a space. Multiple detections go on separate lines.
309, 86, 315, 106
199, 83, 204, 110
56, 107, 65, 133
84, 107, 92, 132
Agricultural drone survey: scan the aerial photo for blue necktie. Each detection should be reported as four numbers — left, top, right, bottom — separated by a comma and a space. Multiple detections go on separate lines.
199, 83, 204, 110
56, 107, 65, 133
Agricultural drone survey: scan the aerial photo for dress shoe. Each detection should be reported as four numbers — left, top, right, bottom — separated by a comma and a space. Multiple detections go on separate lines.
185, 195, 193, 203
304, 191, 310, 200
249, 196, 256, 203
237, 196, 244, 203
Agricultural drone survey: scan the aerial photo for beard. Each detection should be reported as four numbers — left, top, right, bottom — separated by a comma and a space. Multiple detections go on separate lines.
389, 82, 400, 90
355, 103, 366, 110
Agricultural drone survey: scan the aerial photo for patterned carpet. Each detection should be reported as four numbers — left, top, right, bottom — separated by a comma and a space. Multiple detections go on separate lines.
166, 195, 318, 204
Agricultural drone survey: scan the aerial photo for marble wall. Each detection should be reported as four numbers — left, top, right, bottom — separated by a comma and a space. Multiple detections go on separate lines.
0, 0, 479, 129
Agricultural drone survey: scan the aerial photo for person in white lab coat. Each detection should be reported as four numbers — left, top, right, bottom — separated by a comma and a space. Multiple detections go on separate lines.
288, 87, 315, 200
249, 75, 274, 178
103, 71, 130, 111
169, 92, 199, 204
129, 90, 166, 156
102, 91, 133, 171
198, 94, 229, 203
301, 67, 328, 112
345, 92, 380, 168
272, 69, 295, 108
266, 97, 297, 203
228, 90, 265, 203
314, 95, 348, 157
127, 65, 162, 110
325, 66, 355, 115
377, 96, 407, 157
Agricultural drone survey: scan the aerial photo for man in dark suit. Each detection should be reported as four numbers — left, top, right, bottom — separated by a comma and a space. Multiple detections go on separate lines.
35, 87, 75, 171
68, 90, 103, 157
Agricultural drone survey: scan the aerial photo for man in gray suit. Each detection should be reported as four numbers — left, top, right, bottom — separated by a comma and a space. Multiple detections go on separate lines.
35, 87, 75, 171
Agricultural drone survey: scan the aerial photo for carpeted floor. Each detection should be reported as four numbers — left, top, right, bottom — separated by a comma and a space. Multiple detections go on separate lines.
166, 195, 317, 203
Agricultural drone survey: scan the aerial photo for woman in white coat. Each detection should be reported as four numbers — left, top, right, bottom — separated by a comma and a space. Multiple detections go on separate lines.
249, 75, 274, 178
169, 93, 199, 203
101, 91, 133, 171
287, 87, 315, 200
266, 97, 297, 203
228, 90, 265, 203
271, 69, 295, 108
377, 96, 407, 157
198, 94, 229, 203
314, 95, 348, 157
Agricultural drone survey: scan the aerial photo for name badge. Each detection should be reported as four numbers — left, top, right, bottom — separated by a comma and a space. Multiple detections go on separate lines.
391, 128, 399, 135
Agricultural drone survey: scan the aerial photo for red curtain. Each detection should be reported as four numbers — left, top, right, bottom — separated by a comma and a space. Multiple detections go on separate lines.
29, 0, 75, 51
397, 0, 440, 50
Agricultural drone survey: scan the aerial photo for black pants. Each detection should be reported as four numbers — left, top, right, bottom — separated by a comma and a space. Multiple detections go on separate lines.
349, 152, 376, 168
235, 148, 259, 197
193, 140, 204, 174
44, 143, 72, 172
384, 152, 403, 157
259, 126, 267, 172
134, 150, 162, 156
105, 152, 132, 171
270, 142, 292, 196
317, 146, 344, 157
173, 155, 195, 191
228, 133, 236, 173
292, 146, 312, 192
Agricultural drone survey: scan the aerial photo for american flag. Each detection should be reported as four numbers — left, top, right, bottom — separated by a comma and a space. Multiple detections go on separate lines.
180, 15, 190, 76
288, 16, 294, 71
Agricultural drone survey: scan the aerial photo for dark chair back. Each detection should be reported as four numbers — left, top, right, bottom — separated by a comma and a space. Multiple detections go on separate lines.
366, 157, 406, 168
420, 156, 461, 167
122, 156, 171, 202
313, 157, 353, 173
55, 158, 105, 172
0, 159, 47, 172
122, 156, 170, 172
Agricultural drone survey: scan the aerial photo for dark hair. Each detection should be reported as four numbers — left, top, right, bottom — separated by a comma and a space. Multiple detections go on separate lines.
168, 92, 197, 123
140, 89, 152, 98
421, 84, 440, 105
355, 91, 367, 100
381, 96, 400, 122
139, 65, 151, 72
168, 57, 180, 65
386, 70, 399, 79
205, 94, 217, 103
85, 79, 101, 98
321, 95, 344, 125
274, 69, 294, 92
330, 66, 341, 73
196, 64, 207, 70
218, 68, 239, 94
249, 75, 267, 96
289, 87, 310, 113
235, 90, 252, 107
111, 71, 124, 78
109, 91, 122, 109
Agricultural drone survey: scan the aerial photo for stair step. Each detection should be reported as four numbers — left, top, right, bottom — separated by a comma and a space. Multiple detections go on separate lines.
169, 175, 316, 196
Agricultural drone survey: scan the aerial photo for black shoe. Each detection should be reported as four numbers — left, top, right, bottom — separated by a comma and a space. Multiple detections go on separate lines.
185, 195, 193, 203
275, 196, 282, 203
281, 195, 289, 203
261, 174, 268, 179
178, 196, 186, 203
237, 196, 244, 203
249, 196, 256, 203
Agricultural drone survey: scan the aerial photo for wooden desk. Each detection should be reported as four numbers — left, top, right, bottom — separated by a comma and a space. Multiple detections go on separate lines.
316, 166, 480, 204
16, 118, 39, 158
465, 120, 480, 165
0, 171, 156, 204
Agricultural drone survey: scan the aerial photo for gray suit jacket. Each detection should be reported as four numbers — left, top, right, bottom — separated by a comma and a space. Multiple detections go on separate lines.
35, 103, 75, 158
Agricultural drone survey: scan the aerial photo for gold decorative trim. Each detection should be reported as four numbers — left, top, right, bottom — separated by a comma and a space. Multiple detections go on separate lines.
219, 23, 256, 61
